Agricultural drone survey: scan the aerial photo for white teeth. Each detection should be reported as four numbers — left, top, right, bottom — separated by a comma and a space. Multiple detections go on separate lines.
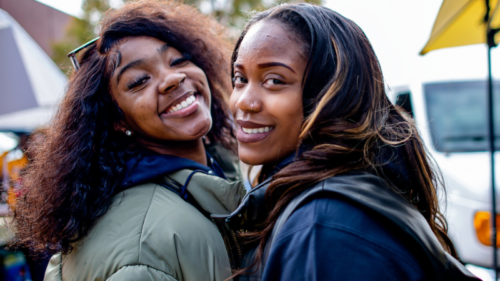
167, 94, 196, 114
242, 126, 273, 134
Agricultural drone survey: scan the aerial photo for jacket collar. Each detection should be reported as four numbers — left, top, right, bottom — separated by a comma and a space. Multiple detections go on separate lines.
121, 150, 225, 190
224, 152, 297, 230
167, 169, 247, 214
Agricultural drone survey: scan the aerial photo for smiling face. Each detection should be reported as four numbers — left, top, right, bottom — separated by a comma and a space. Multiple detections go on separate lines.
110, 36, 212, 145
230, 20, 307, 166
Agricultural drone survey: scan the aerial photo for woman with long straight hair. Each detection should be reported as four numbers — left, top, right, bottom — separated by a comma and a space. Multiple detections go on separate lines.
12, 1, 245, 280
213, 3, 480, 280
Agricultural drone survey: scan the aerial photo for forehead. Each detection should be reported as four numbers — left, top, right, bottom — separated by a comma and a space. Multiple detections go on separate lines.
236, 20, 303, 65
114, 36, 167, 62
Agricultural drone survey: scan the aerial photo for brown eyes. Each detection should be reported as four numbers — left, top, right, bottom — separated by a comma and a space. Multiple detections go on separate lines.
233, 76, 284, 87
233, 76, 248, 84
263, 79, 284, 86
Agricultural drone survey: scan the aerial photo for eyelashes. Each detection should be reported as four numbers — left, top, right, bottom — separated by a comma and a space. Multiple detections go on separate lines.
126, 53, 192, 90
233, 76, 248, 84
127, 74, 149, 90
171, 53, 192, 67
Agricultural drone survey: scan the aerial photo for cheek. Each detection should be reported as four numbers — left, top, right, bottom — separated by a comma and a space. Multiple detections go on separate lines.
116, 92, 157, 126
191, 67, 210, 90
229, 90, 240, 116
275, 93, 303, 134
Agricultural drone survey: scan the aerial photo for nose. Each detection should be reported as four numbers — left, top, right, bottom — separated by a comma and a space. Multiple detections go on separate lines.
158, 71, 186, 94
235, 84, 262, 114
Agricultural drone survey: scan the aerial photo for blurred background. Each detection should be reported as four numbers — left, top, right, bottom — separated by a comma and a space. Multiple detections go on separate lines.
0, 0, 499, 280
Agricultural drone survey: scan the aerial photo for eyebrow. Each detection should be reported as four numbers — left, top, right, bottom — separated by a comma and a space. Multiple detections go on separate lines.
116, 59, 146, 84
158, 43, 169, 54
115, 51, 122, 68
258, 62, 295, 73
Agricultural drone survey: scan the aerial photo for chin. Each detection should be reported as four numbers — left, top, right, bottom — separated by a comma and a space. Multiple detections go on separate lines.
186, 119, 212, 140
238, 150, 269, 166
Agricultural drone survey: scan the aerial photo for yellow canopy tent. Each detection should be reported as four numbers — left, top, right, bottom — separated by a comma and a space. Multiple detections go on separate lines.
421, 0, 500, 277
421, 0, 500, 55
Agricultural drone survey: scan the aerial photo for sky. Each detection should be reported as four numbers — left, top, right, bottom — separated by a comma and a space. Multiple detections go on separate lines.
35, 0, 500, 90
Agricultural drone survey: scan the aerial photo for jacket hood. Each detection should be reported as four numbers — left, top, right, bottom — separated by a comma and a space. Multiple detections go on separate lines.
120, 145, 245, 215
121, 151, 226, 190
168, 169, 247, 214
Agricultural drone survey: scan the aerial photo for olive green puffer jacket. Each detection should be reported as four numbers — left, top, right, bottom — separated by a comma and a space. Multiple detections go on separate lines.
44, 162, 246, 281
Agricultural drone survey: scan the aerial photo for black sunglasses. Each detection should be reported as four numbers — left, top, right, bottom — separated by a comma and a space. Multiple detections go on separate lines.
67, 37, 100, 71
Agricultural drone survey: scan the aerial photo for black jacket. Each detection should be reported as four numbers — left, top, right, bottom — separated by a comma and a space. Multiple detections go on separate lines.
212, 172, 479, 281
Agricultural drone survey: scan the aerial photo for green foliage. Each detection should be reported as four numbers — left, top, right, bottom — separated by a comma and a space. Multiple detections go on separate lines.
50, 0, 322, 74
50, 0, 111, 74
51, 17, 97, 74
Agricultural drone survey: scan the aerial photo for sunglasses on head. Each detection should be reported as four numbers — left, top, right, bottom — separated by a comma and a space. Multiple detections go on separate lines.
67, 37, 100, 71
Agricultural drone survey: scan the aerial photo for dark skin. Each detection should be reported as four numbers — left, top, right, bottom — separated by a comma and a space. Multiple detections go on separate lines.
230, 21, 306, 167
110, 36, 213, 165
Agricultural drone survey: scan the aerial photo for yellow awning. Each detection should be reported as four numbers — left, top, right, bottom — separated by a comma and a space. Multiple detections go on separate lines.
420, 0, 500, 55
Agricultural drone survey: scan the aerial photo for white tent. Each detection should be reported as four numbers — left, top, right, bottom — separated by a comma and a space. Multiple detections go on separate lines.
0, 9, 67, 132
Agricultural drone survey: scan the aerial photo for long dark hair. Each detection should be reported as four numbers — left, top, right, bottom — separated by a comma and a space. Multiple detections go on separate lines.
13, 0, 234, 255
231, 3, 457, 275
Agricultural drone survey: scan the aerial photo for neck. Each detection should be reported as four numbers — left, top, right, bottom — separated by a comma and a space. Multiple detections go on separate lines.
136, 137, 207, 166
258, 152, 296, 184
258, 160, 281, 184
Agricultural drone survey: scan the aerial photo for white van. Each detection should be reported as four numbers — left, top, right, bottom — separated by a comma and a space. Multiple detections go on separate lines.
388, 80, 500, 279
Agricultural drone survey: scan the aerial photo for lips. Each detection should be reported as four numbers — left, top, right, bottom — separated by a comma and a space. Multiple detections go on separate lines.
166, 91, 196, 113
236, 120, 275, 143
160, 91, 201, 118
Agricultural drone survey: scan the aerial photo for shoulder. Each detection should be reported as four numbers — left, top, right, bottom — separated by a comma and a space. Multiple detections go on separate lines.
134, 181, 233, 280
264, 189, 426, 281
59, 182, 231, 280
57, 183, 170, 278
279, 195, 414, 255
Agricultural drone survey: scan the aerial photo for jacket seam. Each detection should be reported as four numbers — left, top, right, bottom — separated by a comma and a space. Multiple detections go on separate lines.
59, 254, 63, 280
106, 264, 178, 280
273, 219, 422, 273
137, 184, 158, 264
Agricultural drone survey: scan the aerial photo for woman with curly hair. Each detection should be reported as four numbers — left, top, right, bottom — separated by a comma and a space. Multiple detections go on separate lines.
12, 1, 245, 280
213, 3, 480, 281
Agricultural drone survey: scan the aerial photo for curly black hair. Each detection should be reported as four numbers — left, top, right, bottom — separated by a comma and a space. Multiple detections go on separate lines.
12, 0, 234, 255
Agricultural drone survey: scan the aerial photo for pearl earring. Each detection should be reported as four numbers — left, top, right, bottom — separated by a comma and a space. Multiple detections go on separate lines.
125, 130, 132, 136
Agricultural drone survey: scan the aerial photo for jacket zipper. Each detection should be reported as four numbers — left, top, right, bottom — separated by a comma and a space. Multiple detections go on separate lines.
230, 229, 242, 268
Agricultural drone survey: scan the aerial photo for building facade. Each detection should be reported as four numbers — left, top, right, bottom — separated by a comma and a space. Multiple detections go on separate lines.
0, 0, 74, 56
